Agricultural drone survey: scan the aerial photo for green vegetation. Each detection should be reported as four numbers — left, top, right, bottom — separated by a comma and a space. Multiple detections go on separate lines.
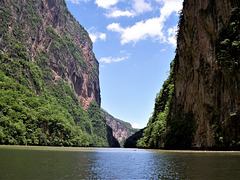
0, 70, 89, 146
165, 112, 195, 149
137, 60, 175, 149
135, 3, 191, 149
0, 60, 108, 147
216, 7, 240, 73
0, 0, 109, 147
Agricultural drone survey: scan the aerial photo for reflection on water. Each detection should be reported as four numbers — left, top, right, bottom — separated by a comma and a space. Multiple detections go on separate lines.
0, 146, 240, 179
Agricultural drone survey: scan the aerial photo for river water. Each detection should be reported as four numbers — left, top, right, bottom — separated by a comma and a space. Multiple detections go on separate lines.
0, 146, 240, 179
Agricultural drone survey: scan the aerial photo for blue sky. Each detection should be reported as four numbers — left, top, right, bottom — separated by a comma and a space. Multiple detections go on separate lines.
66, 0, 183, 128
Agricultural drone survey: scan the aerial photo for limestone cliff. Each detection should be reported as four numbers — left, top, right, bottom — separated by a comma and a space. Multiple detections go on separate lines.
137, 0, 240, 150
0, 0, 111, 147
0, 0, 100, 109
171, 0, 240, 149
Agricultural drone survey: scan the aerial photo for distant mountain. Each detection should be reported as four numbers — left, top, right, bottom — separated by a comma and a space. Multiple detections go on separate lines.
101, 109, 139, 146
0, 0, 116, 147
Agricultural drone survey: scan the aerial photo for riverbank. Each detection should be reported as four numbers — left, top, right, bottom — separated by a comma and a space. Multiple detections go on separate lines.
1, 145, 240, 154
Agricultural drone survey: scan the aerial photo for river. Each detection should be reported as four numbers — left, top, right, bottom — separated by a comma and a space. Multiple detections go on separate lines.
0, 146, 240, 179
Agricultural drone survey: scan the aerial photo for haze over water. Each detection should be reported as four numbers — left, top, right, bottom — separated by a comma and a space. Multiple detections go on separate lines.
0, 146, 240, 179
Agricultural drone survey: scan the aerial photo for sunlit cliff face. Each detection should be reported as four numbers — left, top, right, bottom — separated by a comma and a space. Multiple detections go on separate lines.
5, 0, 101, 109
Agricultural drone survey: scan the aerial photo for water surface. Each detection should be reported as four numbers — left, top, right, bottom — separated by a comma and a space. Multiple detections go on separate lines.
0, 146, 240, 179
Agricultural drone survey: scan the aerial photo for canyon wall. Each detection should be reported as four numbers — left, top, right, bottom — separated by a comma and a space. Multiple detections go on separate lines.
171, 0, 240, 149
0, 0, 111, 147
0, 0, 100, 109
136, 0, 240, 150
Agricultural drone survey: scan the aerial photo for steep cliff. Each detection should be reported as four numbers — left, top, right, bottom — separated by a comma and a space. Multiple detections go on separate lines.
0, 0, 100, 108
0, 0, 113, 147
138, 0, 240, 150
171, 0, 240, 149
101, 109, 138, 146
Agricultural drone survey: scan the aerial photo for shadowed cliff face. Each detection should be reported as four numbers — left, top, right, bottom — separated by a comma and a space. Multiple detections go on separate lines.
0, 0, 100, 109
172, 0, 240, 149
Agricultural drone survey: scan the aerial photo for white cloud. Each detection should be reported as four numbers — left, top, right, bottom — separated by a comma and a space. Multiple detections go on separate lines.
107, 0, 183, 45
97, 0, 152, 18
133, 0, 152, 14
167, 25, 178, 46
107, 23, 124, 33
106, 9, 135, 18
67, 0, 89, 4
89, 33, 97, 43
89, 32, 106, 43
132, 123, 143, 129
99, 56, 127, 63
99, 52, 130, 63
99, 33, 106, 40
71, 0, 182, 45
107, 18, 165, 45
95, 0, 119, 9
158, 0, 182, 22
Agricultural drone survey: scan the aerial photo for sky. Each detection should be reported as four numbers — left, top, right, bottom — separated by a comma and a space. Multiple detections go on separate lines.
66, 0, 183, 129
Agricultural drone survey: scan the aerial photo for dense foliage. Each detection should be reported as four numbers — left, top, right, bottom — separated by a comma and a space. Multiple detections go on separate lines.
216, 7, 240, 73
0, 69, 107, 146
0, 0, 109, 147
137, 61, 175, 149
136, 60, 195, 150
0, 64, 108, 147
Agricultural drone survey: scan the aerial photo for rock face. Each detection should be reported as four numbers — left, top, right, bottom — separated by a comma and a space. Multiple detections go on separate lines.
172, 0, 240, 149
106, 125, 120, 147
0, 0, 113, 147
101, 109, 138, 144
0, 0, 100, 109
136, 0, 240, 150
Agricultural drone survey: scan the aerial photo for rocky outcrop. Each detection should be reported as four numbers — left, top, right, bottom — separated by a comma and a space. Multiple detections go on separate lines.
0, 0, 100, 109
101, 109, 138, 144
171, 0, 240, 149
